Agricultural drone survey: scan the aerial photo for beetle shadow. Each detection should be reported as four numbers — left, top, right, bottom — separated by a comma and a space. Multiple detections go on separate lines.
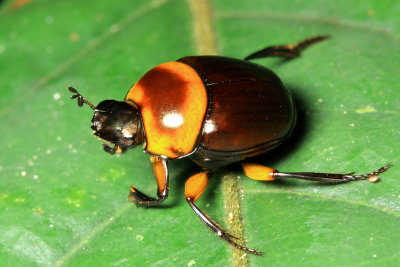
249, 84, 311, 169
249, 84, 353, 188
269, 58, 294, 69
251, 58, 297, 71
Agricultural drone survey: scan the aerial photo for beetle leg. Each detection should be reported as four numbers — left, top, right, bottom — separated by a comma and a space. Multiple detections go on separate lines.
241, 162, 392, 183
244, 35, 328, 61
129, 156, 169, 207
103, 144, 126, 155
185, 170, 263, 255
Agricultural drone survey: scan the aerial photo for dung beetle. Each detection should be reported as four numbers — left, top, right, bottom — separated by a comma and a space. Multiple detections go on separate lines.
69, 36, 390, 255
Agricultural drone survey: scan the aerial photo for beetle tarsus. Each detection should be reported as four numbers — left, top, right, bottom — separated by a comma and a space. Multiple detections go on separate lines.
186, 197, 263, 255
129, 186, 168, 207
342, 163, 392, 182
244, 35, 329, 61
273, 163, 392, 183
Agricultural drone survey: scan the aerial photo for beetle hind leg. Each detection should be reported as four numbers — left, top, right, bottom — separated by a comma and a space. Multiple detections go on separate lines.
241, 162, 392, 183
185, 170, 263, 255
244, 35, 328, 61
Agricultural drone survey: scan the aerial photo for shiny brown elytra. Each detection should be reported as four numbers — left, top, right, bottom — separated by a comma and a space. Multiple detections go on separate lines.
69, 36, 390, 255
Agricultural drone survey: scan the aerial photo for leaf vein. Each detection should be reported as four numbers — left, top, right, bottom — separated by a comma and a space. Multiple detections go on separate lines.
216, 11, 400, 40
52, 203, 133, 267
246, 189, 400, 216
0, 0, 169, 118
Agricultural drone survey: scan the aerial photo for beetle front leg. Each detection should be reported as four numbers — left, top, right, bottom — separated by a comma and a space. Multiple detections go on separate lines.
185, 170, 263, 255
129, 156, 169, 207
241, 162, 392, 183
103, 144, 127, 155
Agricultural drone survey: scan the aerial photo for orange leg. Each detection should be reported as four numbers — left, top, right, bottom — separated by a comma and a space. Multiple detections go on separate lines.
185, 170, 263, 255
129, 156, 169, 207
241, 162, 392, 183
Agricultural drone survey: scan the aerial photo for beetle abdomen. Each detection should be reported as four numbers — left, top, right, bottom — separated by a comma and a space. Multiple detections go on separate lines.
178, 56, 296, 154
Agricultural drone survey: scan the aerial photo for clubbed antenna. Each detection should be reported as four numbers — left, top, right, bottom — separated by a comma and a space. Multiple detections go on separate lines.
68, 86, 96, 110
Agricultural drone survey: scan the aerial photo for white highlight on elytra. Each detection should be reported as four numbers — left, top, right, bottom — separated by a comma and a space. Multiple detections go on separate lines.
162, 113, 184, 128
203, 120, 215, 133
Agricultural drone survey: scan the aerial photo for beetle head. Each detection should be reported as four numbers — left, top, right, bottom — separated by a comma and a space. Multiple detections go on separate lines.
68, 87, 145, 154
92, 100, 144, 151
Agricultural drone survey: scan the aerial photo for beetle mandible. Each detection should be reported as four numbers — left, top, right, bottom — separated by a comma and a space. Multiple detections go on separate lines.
68, 36, 390, 255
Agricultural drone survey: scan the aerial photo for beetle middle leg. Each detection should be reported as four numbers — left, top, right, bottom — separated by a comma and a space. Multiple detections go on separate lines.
244, 35, 328, 61
185, 170, 263, 255
129, 156, 169, 207
241, 162, 392, 183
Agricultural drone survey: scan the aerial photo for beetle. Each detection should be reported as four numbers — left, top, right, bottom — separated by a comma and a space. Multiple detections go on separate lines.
68, 36, 390, 255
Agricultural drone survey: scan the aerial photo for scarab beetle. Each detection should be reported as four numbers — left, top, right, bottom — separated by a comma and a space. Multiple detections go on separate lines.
69, 36, 390, 255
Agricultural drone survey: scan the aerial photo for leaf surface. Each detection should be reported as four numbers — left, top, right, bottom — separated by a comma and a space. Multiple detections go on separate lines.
0, 0, 399, 266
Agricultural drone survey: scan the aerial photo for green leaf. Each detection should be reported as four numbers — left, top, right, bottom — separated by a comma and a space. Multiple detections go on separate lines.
0, 0, 399, 266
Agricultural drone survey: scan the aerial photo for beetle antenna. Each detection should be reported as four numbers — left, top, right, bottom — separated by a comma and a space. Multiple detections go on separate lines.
68, 86, 96, 110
